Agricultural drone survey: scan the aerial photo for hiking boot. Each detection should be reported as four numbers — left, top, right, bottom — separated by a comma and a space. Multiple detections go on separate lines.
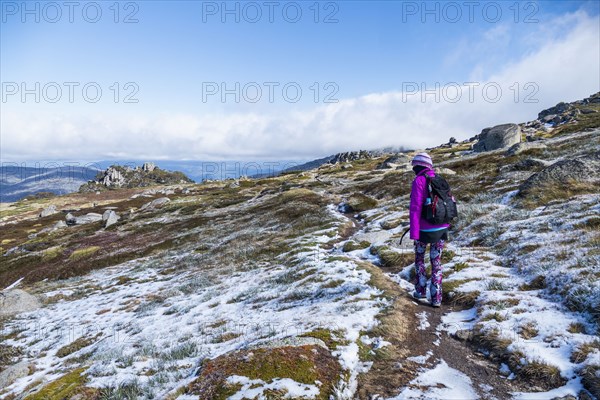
412, 291, 426, 300
431, 301, 441, 308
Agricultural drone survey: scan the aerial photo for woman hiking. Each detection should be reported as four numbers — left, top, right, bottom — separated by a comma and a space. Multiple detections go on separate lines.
409, 152, 450, 307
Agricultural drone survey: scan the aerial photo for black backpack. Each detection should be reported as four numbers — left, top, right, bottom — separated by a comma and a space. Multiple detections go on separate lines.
422, 174, 458, 224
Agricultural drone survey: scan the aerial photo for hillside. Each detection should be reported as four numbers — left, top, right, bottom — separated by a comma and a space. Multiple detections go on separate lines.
0, 93, 599, 399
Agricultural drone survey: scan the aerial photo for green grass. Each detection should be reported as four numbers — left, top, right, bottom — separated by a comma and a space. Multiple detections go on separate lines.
371, 245, 413, 268
299, 329, 348, 350
187, 345, 341, 400
68, 246, 101, 261
24, 368, 96, 400
453, 262, 470, 272
56, 335, 100, 358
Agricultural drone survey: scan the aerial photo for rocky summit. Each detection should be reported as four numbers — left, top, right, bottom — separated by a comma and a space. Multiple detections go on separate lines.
0, 93, 599, 400
78, 163, 194, 193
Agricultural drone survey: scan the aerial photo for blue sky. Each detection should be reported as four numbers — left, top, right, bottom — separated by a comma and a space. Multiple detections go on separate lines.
1, 0, 599, 161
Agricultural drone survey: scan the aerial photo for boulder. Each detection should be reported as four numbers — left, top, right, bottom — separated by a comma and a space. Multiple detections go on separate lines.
53, 220, 68, 229
376, 155, 409, 170
344, 193, 378, 213
102, 210, 120, 228
518, 152, 600, 196
66, 212, 103, 226
0, 362, 30, 390
141, 197, 171, 210
506, 141, 547, 156
0, 289, 41, 316
473, 123, 521, 152
65, 212, 77, 225
39, 205, 58, 218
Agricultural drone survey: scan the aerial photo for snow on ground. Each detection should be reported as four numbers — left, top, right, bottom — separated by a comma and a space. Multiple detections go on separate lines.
511, 377, 585, 400
225, 375, 320, 399
1, 206, 387, 398
347, 193, 600, 399
388, 359, 478, 400
407, 351, 433, 365
415, 312, 430, 330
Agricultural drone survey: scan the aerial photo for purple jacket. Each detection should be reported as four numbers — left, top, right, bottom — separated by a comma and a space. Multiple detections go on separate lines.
409, 168, 450, 240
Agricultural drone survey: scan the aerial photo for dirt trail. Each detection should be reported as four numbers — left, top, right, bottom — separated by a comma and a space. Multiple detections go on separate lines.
335, 213, 529, 400
354, 263, 530, 399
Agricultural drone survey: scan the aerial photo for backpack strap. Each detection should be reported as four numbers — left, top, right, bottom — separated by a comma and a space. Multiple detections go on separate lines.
424, 175, 433, 199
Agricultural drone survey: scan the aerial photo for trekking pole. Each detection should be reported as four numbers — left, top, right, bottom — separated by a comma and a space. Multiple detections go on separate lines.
399, 228, 410, 246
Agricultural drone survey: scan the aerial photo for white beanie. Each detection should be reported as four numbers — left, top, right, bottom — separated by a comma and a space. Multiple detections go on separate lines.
411, 152, 433, 168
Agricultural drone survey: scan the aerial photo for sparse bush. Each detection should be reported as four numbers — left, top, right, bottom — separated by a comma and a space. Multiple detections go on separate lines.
450, 291, 480, 308
519, 275, 546, 291
165, 342, 198, 360
519, 359, 565, 390
581, 365, 600, 399
570, 340, 600, 363
518, 322, 539, 340
98, 379, 145, 400
486, 279, 509, 291
342, 240, 370, 252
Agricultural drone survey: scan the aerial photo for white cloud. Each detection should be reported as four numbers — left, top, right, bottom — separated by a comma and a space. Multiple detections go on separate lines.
2, 11, 599, 162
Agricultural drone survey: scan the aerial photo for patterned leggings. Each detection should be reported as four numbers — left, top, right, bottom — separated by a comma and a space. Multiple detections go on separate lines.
414, 239, 445, 304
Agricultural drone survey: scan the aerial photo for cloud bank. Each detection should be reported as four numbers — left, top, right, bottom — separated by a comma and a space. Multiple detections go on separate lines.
2, 11, 599, 162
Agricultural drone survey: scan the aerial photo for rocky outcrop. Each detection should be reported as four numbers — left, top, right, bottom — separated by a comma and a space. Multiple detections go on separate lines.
520, 92, 600, 137
142, 162, 156, 172
518, 152, 600, 196
79, 163, 193, 192
473, 124, 521, 152
538, 102, 574, 120
329, 150, 373, 164
101, 167, 126, 187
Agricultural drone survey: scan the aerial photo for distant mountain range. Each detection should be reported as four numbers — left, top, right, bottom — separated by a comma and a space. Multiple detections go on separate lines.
0, 160, 304, 202
0, 165, 100, 203
1, 151, 418, 202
